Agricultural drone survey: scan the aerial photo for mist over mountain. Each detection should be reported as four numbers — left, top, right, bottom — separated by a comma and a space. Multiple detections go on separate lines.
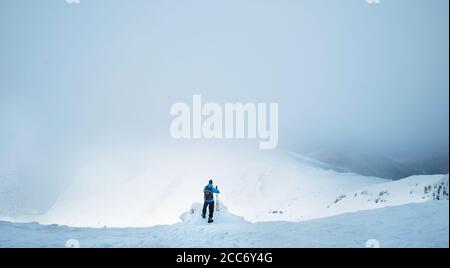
304, 148, 449, 180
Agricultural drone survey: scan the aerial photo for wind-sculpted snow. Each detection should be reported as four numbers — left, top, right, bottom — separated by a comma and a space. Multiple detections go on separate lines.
180, 202, 247, 225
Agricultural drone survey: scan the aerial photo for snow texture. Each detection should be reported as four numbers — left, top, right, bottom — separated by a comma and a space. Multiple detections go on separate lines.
0, 201, 447, 248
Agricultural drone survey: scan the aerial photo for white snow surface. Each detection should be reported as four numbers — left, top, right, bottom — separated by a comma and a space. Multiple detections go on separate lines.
180, 202, 247, 225
0, 201, 447, 247
2, 149, 390, 227
325, 174, 449, 217
0, 148, 448, 248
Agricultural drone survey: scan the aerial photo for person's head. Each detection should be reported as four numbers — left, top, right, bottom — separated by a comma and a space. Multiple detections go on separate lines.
209, 179, 213, 185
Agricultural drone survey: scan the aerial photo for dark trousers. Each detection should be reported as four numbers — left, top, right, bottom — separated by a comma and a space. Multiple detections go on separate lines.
202, 201, 215, 220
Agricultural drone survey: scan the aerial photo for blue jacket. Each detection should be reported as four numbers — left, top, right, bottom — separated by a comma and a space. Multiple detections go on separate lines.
204, 184, 220, 203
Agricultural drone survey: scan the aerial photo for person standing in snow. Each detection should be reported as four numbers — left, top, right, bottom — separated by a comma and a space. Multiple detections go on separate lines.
202, 179, 220, 223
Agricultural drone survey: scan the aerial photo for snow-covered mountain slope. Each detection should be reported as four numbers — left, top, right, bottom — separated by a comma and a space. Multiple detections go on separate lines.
0, 201, 447, 248
5, 147, 388, 227
325, 174, 449, 217
2, 146, 447, 229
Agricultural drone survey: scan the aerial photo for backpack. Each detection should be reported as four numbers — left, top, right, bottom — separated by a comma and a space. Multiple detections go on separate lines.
204, 186, 213, 201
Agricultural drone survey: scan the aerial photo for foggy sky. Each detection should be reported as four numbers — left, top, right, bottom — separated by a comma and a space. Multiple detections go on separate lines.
0, 0, 448, 191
